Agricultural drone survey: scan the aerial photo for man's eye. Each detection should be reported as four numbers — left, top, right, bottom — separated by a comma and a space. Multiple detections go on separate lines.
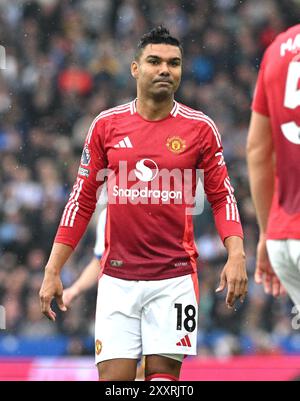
149, 60, 159, 65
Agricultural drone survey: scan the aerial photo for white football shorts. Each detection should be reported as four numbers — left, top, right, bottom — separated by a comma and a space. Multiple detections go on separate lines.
267, 239, 300, 306
95, 273, 199, 364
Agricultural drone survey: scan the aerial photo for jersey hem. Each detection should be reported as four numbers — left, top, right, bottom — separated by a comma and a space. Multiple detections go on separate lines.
102, 268, 194, 281
267, 232, 300, 240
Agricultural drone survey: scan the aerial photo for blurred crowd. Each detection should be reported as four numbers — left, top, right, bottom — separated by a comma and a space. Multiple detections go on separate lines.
0, 0, 300, 357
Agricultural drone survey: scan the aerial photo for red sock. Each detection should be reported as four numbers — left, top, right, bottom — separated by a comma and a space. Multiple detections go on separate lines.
145, 373, 178, 381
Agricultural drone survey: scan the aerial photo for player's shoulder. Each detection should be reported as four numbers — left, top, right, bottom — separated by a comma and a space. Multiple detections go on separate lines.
86, 101, 135, 143
267, 24, 300, 54
93, 100, 135, 125
176, 102, 218, 130
175, 102, 221, 145
276, 24, 300, 44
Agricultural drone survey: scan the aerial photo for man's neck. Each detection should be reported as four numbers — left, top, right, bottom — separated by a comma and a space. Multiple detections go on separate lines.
136, 96, 174, 121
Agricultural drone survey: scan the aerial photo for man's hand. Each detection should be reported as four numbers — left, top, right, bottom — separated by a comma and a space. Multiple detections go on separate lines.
216, 254, 248, 308
255, 235, 286, 297
39, 267, 67, 321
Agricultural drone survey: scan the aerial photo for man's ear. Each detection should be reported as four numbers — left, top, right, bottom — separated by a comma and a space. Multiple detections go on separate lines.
131, 61, 138, 79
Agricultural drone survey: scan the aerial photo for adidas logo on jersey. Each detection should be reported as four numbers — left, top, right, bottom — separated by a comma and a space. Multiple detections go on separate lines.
176, 334, 191, 347
114, 136, 133, 148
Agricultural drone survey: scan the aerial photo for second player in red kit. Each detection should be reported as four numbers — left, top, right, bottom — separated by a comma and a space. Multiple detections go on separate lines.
248, 24, 300, 305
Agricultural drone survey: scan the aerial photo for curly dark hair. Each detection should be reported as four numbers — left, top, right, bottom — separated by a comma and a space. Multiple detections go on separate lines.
135, 25, 183, 59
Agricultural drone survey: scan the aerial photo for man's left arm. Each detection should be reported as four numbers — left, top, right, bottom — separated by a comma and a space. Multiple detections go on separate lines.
198, 121, 247, 308
217, 236, 247, 308
247, 111, 284, 297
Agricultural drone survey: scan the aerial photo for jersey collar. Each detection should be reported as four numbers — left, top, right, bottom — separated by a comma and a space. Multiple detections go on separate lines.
131, 98, 178, 117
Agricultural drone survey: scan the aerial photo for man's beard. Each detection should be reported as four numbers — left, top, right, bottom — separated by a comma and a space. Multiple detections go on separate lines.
151, 88, 174, 102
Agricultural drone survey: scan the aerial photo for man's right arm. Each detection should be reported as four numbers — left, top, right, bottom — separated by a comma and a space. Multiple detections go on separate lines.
39, 243, 73, 320
39, 116, 107, 319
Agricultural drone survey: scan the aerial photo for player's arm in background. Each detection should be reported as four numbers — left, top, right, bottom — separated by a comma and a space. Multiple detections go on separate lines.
62, 257, 101, 308
247, 111, 285, 297
63, 204, 107, 308
247, 51, 285, 298
39, 117, 107, 321
198, 120, 248, 308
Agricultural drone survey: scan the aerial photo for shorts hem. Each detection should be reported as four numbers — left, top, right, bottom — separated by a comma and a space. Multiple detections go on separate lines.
95, 354, 141, 364
142, 349, 197, 356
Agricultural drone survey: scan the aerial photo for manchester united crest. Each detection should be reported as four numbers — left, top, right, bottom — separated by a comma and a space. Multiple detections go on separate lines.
95, 339, 102, 355
166, 136, 186, 154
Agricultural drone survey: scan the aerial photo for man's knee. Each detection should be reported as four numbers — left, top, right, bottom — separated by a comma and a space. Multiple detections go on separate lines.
145, 354, 182, 380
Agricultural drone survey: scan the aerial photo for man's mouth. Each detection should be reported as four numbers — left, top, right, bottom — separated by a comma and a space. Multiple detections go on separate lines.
153, 79, 173, 84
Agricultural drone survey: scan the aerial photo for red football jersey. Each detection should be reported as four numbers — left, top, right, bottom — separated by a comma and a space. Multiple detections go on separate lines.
252, 24, 300, 239
55, 100, 243, 280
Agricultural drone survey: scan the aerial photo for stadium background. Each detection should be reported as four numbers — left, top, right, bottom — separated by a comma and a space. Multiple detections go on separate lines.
0, 0, 300, 380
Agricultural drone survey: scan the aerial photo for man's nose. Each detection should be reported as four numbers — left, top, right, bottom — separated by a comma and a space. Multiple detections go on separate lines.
158, 62, 170, 75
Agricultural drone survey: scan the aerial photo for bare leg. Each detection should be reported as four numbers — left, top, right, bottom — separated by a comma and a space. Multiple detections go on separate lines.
97, 358, 138, 381
145, 355, 182, 380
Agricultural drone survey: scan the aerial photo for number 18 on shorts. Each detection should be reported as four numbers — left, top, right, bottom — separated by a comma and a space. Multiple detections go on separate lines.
95, 274, 199, 363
